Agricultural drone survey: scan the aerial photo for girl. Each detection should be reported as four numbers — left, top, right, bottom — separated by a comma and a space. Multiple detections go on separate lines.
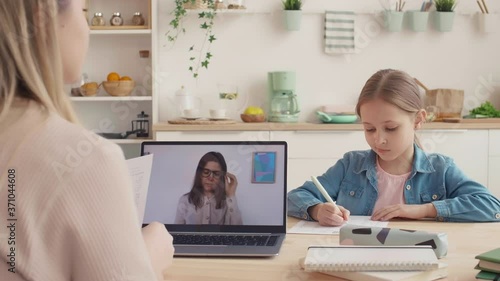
0, 1, 173, 280
175, 152, 243, 225
288, 69, 500, 226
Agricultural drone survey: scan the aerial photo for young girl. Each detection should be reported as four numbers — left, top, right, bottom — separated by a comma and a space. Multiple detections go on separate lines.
288, 69, 500, 226
0, 1, 173, 280
175, 151, 243, 225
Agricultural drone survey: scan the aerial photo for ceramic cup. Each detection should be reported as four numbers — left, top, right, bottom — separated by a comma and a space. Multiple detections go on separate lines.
209, 109, 227, 119
183, 108, 200, 118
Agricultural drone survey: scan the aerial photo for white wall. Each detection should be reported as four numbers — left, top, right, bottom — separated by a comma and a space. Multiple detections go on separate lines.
156, 0, 500, 122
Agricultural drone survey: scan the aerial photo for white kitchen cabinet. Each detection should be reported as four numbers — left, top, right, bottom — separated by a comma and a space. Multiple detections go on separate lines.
271, 131, 370, 191
489, 130, 500, 156
488, 130, 500, 197
417, 130, 489, 187
287, 158, 341, 191
488, 157, 500, 198
270, 131, 369, 158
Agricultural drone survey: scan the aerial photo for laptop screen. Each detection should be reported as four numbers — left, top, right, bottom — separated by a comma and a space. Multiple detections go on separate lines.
141, 141, 287, 233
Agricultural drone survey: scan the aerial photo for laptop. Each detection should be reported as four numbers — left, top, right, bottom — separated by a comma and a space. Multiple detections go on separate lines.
140, 141, 288, 257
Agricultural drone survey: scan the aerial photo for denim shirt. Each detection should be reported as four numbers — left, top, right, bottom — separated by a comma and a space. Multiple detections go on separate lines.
288, 144, 500, 222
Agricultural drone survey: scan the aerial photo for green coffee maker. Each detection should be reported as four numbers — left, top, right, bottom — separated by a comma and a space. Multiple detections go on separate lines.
268, 71, 300, 122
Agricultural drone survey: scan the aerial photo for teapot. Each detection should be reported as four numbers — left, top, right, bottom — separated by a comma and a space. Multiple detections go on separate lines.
174, 86, 202, 118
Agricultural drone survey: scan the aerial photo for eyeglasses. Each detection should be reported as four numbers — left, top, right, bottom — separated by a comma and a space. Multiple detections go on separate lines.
199, 168, 224, 178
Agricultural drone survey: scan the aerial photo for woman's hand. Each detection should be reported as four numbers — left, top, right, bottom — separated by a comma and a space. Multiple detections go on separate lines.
371, 203, 437, 221
142, 222, 175, 280
225, 172, 238, 197
309, 203, 350, 226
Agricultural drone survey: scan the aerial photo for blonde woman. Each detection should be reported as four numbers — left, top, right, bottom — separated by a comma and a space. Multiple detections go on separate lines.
0, 1, 173, 280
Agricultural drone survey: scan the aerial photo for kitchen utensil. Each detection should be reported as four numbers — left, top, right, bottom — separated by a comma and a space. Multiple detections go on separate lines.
102, 80, 135, 96
316, 111, 358, 124
97, 129, 145, 139
240, 114, 266, 123
268, 71, 300, 123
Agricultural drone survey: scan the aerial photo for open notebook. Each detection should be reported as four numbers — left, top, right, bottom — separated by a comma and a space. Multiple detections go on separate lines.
141, 141, 288, 257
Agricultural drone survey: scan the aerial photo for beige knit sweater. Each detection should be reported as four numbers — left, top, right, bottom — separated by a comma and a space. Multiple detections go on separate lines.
0, 99, 157, 280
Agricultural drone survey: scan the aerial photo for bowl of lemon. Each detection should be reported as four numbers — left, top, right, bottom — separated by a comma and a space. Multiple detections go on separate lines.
102, 72, 135, 97
241, 106, 266, 122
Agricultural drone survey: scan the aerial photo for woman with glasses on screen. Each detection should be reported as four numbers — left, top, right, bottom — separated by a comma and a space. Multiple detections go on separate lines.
175, 152, 243, 225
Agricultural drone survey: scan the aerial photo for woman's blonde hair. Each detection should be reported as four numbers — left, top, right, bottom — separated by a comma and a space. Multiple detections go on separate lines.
0, 0, 78, 123
356, 69, 424, 147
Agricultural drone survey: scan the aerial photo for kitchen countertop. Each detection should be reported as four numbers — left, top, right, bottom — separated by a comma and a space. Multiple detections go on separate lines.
154, 121, 500, 131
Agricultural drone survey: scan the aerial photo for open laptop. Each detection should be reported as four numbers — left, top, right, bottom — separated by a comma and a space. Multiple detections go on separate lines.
140, 141, 288, 257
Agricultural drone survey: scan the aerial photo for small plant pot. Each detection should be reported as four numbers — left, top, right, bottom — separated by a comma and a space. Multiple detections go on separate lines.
384, 11, 404, 32
433, 11, 455, 32
407, 11, 429, 32
478, 13, 497, 33
283, 10, 302, 31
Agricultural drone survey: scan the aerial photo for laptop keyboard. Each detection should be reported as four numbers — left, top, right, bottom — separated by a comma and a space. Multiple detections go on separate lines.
173, 234, 279, 246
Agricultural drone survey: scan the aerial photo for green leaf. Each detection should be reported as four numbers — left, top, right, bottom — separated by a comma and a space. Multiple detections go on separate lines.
189, 45, 194, 51
208, 35, 216, 43
201, 22, 209, 29
188, 66, 193, 71
190, 57, 196, 61
206, 52, 212, 59
201, 60, 209, 68
194, 73, 198, 78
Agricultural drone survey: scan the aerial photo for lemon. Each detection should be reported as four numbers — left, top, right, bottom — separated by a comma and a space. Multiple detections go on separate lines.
244, 106, 264, 115
120, 76, 132, 81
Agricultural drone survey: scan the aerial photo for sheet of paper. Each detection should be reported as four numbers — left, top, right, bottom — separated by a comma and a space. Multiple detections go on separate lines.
288, 216, 389, 235
126, 154, 153, 227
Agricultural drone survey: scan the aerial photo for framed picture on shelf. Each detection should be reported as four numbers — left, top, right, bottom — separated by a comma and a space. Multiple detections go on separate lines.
251, 152, 276, 183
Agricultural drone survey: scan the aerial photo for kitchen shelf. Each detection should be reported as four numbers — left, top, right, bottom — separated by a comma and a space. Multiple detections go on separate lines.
70, 96, 153, 101
186, 9, 271, 15
185, 9, 484, 16
90, 28, 152, 35
111, 138, 152, 144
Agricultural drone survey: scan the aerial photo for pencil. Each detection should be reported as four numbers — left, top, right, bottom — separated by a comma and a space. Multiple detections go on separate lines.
481, 0, 489, 14
311, 176, 336, 205
477, 0, 485, 14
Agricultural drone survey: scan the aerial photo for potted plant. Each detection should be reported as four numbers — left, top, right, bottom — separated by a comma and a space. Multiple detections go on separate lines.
166, 0, 217, 78
433, 0, 457, 32
282, 0, 302, 31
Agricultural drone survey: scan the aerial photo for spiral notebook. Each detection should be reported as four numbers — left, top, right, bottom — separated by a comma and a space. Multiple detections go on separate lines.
304, 245, 439, 272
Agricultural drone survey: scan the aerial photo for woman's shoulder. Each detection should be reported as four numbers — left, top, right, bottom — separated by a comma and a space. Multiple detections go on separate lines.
40, 113, 123, 163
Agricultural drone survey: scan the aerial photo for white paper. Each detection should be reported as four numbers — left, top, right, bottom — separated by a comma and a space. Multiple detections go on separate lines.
126, 154, 153, 227
288, 216, 389, 235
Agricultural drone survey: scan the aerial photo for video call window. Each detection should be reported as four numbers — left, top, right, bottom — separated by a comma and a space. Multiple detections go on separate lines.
142, 143, 286, 226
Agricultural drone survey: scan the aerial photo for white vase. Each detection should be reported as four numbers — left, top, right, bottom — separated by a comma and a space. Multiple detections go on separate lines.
283, 10, 302, 31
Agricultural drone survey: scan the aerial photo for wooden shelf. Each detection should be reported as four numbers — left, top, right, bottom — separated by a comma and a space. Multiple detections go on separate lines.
186, 9, 271, 15
70, 96, 152, 101
112, 138, 152, 144
89, 26, 151, 35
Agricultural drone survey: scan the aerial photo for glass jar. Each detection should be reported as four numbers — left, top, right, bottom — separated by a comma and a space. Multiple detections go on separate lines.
110, 12, 123, 26
91, 12, 105, 26
132, 12, 145, 26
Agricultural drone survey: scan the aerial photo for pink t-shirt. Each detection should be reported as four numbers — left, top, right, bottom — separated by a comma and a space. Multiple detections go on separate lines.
372, 160, 410, 214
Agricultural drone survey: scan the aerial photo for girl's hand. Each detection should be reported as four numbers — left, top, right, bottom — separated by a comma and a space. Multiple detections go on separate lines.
371, 203, 437, 221
309, 203, 350, 226
225, 172, 238, 197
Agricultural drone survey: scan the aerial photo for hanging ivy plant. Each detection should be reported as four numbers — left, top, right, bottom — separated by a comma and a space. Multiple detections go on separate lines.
166, 0, 217, 78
